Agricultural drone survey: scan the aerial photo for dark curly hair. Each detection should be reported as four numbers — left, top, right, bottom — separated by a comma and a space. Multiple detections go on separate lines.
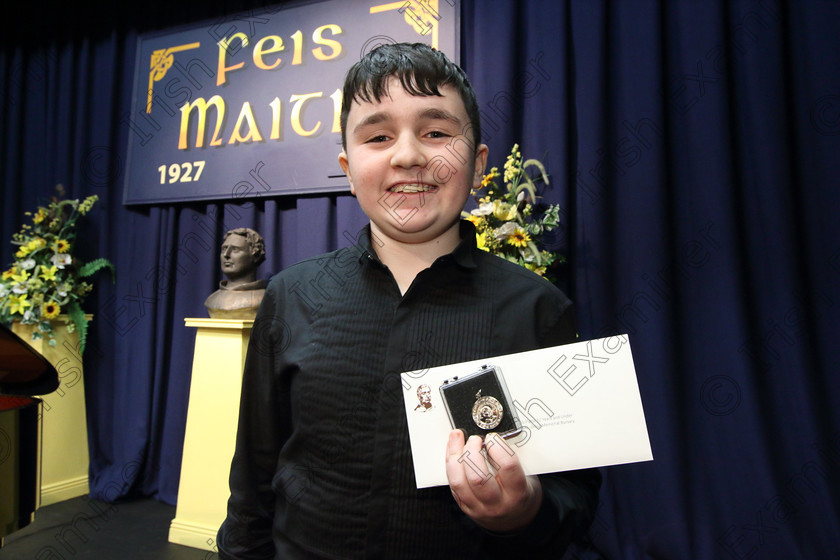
340, 42, 481, 151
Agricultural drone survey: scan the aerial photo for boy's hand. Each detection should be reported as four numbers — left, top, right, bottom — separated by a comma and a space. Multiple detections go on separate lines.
445, 430, 543, 533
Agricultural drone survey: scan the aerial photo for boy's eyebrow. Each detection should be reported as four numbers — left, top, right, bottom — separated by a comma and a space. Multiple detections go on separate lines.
417, 107, 462, 125
354, 111, 391, 132
352, 107, 463, 134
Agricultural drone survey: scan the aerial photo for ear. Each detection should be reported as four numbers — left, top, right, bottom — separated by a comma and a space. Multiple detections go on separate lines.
471, 144, 489, 189
338, 151, 355, 195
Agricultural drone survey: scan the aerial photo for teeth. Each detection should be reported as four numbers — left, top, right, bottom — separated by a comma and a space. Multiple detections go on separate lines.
391, 184, 433, 193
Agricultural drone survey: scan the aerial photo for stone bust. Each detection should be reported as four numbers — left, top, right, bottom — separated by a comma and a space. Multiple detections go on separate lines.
204, 228, 267, 319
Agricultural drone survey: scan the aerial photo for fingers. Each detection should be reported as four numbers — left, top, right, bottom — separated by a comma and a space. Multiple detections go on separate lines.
446, 431, 491, 492
445, 429, 467, 489
446, 430, 543, 531
484, 432, 526, 495
446, 431, 511, 512
447, 431, 518, 491
483, 432, 543, 531
462, 434, 493, 486
447, 431, 492, 511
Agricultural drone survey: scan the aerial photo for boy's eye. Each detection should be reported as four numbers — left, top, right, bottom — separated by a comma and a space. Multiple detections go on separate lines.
366, 135, 390, 143
427, 130, 450, 139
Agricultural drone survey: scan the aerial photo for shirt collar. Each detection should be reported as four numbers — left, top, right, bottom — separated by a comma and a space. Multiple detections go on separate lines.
450, 219, 479, 269
354, 220, 478, 270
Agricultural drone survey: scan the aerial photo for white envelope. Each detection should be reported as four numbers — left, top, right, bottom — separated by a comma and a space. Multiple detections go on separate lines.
401, 335, 653, 488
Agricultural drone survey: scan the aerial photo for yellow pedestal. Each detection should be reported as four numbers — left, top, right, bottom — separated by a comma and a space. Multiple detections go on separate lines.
168, 318, 252, 552
11, 316, 92, 507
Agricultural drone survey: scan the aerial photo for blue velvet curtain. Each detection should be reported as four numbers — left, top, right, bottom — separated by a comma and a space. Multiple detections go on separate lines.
2, 1, 838, 558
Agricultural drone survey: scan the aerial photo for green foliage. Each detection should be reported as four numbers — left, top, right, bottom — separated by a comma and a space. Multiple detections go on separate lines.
67, 301, 88, 355
463, 144, 566, 282
79, 258, 115, 280
0, 188, 113, 354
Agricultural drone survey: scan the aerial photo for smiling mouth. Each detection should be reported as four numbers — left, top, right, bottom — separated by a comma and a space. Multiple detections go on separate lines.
389, 184, 436, 193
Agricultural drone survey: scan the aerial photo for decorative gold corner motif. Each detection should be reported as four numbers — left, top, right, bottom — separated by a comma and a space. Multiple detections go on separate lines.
147, 42, 201, 113
369, 0, 441, 48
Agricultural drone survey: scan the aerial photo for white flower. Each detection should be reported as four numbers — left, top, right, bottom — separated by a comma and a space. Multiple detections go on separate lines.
519, 245, 538, 263
23, 309, 33, 321
494, 222, 518, 241
12, 283, 28, 294
20, 258, 36, 270
51, 253, 72, 269
471, 201, 495, 216
0, 284, 8, 298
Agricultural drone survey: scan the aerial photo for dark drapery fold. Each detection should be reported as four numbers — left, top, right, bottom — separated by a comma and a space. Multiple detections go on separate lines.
2, 1, 838, 557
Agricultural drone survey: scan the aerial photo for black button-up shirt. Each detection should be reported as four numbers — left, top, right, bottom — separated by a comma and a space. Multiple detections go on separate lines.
218, 221, 600, 559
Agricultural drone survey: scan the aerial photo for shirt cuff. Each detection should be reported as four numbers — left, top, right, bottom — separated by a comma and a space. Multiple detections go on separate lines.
482, 491, 560, 548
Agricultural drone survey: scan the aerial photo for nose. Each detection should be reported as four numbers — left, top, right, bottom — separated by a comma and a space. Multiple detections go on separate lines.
222, 247, 231, 258
390, 133, 427, 169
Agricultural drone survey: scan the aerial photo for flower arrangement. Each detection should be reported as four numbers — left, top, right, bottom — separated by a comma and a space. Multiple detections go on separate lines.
0, 188, 114, 353
464, 144, 564, 281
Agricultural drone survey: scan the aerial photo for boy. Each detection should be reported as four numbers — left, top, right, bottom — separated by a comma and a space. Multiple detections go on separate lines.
218, 42, 600, 559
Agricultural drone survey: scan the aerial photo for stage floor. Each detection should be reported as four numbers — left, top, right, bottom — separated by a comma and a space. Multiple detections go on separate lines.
1, 495, 216, 559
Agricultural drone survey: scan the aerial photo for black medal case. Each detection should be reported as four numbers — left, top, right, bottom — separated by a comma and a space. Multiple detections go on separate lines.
439, 365, 521, 440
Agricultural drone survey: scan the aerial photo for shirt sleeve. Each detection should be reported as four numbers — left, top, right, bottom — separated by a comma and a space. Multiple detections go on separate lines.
217, 285, 289, 560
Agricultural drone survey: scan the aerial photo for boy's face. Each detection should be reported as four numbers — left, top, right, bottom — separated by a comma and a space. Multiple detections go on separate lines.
339, 78, 488, 246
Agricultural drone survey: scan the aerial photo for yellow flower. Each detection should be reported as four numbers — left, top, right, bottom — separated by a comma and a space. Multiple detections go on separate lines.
2, 267, 17, 280
53, 239, 71, 253
503, 145, 522, 183
78, 195, 99, 215
40, 265, 59, 282
493, 201, 518, 221
41, 301, 61, 319
481, 168, 500, 188
476, 231, 488, 251
20, 238, 47, 257
464, 214, 485, 229
33, 209, 47, 224
7, 294, 31, 316
10, 268, 30, 283
525, 263, 547, 276
506, 228, 531, 248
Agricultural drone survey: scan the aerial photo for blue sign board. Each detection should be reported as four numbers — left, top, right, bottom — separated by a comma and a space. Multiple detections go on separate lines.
123, 0, 459, 205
